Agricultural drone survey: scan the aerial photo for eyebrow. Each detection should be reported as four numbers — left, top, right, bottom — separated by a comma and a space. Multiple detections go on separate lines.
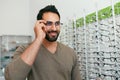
46, 20, 60, 22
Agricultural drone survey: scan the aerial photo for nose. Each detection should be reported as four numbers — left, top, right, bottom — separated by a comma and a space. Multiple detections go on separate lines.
51, 24, 57, 30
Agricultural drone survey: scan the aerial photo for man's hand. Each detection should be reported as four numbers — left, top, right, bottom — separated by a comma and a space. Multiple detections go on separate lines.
34, 20, 46, 41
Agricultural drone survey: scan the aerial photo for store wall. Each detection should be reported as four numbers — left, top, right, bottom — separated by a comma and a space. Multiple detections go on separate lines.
0, 0, 31, 36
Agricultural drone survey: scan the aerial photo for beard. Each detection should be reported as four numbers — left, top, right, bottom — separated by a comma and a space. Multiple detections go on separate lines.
45, 30, 60, 42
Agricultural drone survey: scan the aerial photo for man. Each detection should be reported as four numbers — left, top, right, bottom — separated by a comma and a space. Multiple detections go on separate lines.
5, 5, 81, 80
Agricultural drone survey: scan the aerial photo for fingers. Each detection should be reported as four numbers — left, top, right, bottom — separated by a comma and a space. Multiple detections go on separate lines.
36, 20, 46, 27
38, 20, 46, 24
36, 20, 47, 31
34, 20, 46, 39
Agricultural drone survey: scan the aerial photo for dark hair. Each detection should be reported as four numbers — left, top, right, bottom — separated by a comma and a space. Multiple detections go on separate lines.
37, 5, 60, 20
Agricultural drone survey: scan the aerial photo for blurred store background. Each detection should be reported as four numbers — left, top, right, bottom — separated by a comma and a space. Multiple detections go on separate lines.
0, 0, 120, 80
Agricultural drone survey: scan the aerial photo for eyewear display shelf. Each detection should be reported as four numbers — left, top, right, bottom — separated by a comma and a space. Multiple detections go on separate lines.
0, 35, 32, 79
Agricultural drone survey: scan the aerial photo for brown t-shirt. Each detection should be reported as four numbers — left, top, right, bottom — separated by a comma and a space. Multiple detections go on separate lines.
5, 42, 81, 80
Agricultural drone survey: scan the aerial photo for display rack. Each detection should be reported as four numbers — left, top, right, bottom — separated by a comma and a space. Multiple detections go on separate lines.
0, 35, 32, 77
58, 1, 120, 80
0, 36, 2, 76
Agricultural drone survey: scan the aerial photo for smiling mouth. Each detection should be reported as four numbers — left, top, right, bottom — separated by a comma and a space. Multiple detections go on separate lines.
49, 32, 57, 36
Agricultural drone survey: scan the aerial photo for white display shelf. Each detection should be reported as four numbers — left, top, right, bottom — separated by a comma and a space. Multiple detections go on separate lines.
0, 35, 32, 77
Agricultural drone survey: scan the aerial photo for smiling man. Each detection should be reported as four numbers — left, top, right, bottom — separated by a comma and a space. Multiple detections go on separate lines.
5, 5, 82, 80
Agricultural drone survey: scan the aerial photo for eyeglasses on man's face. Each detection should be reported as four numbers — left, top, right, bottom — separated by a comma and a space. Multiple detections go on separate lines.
44, 21, 63, 27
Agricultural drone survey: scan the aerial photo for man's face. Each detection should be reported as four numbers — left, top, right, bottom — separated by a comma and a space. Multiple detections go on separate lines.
42, 12, 60, 42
